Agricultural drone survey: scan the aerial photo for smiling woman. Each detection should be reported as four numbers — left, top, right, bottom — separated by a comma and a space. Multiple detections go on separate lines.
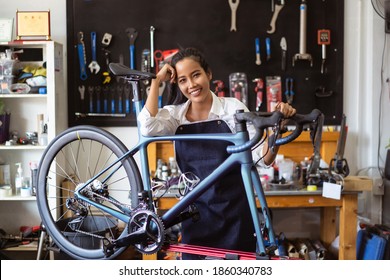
137, 47, 296, 259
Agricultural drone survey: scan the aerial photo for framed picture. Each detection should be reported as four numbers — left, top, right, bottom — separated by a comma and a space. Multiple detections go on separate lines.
16, 10, 51, 40
0, 19, 13, 42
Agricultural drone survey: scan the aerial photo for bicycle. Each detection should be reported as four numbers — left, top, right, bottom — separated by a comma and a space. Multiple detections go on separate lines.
36, 62, 323, 260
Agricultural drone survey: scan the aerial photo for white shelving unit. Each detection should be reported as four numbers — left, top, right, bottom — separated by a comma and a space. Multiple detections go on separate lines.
0, 41, 67, 257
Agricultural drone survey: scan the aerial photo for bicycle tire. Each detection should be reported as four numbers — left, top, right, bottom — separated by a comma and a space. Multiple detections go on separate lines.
37, 125, 142, 259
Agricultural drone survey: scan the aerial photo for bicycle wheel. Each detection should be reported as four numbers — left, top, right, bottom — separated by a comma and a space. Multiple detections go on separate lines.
37, 125, 142, 259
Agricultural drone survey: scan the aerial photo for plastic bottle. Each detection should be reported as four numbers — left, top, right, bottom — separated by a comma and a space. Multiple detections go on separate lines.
15, 163, 24, 196
161, 164, 169, 181
155, 159, 163, 179
169, 157, 178, 178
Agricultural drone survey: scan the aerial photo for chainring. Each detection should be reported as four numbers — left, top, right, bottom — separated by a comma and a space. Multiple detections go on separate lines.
128, 209, 165, 255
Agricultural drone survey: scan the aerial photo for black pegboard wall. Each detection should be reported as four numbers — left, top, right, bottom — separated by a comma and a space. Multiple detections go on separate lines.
67, 0, 344, 127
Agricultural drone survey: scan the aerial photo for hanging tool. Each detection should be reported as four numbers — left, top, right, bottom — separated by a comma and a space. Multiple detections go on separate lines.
103, 86, 109, 113
317, 29, 331, 74
88, 85, 94, 113
78, 85, 85, 112
146, 82, 166, 108
77, 32, 88, 81
154, 50, 164, 74
255, 37, 261, 65
141, 49, 151, 73
124, 83, 131, 114
110, 86, 116, 114
150, 26, 155, 68
101, 32, 113, 84
126, 28, 138, 69
213, 80, 227, 97
102, 33, 112, 48
266, 37, 271, 61
267, 0, 285, 34
280, 37, 287, 71
292, 0, 313, 67
117, 84, 124, 114
253, 78, 264, 111
102, 50, 111, 85
329, 114, 350, 177
315, 85, 333, 98
116, 54, 125, 83
88, 32, 100, 74
228, 0, 239, 32
95, 86, 101, 113
284, 77, 294, 104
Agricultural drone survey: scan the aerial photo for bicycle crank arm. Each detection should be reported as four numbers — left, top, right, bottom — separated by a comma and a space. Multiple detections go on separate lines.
104, 209, 165, 256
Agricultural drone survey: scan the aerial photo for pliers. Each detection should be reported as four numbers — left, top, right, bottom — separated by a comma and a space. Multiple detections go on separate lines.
284, 77, 294, 104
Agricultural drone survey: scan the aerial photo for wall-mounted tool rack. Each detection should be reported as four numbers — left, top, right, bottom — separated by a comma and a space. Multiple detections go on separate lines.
66, 0, 344, 127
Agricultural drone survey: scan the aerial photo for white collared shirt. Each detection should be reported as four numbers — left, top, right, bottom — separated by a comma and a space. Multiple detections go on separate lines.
138, 92, 266, 166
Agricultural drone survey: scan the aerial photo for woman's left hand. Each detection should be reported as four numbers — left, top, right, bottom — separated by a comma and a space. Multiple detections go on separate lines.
275, 102, 296, 117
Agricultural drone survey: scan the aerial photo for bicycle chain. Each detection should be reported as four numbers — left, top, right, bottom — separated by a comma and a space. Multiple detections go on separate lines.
73, 227, 112, 242
81, 185, 133, 210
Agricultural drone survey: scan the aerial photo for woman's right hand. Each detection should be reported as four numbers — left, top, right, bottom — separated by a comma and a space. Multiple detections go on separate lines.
156, 63, 176, 84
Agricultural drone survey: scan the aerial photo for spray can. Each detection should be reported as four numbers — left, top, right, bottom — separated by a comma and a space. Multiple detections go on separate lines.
30, 161, 38, 196
15, 163, 24, 195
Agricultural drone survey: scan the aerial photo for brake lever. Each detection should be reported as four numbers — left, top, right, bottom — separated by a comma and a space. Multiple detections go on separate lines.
275, 109, 322, 146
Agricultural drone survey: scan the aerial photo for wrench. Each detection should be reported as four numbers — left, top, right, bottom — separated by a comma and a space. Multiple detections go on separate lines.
124, 84, 131, 114
77, 32, 88, 81
267, 1, 284, 34
87, 85, 94, 112
95, 86, 102, 113
88, 32, 100, 74
126, 28, 138, 69
228, 0, 239, 32
117, 84, 124, 114
78, 85, 85, 112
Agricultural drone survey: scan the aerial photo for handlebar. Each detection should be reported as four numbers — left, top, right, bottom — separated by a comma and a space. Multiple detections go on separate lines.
227, 109, 323, 154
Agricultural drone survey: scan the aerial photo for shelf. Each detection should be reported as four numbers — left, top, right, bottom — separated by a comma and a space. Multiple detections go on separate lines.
2, 241, 38, 252
0, 145, 46, 150
0, 94, 47, 99
0, 41, 66, 243
0, 195, 36, 201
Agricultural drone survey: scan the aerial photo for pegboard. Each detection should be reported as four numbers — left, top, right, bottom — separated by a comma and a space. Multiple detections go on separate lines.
66, 0, 344, 127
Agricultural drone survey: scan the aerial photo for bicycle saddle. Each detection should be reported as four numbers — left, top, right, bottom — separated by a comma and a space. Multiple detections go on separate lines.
109, 63, 156, 80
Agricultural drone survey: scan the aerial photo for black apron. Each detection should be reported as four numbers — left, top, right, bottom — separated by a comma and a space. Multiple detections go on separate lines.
175, 120, 256, 259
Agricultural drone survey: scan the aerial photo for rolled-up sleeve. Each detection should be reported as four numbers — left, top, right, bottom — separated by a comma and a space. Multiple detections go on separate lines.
137, 106, 179, 136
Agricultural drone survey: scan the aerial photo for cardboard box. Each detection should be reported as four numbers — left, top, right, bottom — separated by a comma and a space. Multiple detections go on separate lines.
343, 176, 373, 191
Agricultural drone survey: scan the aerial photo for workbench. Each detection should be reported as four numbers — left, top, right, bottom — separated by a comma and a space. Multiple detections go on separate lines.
144, 176, 372, 260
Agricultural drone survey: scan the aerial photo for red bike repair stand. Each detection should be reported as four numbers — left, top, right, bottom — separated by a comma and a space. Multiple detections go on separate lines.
163, 243, 286, 260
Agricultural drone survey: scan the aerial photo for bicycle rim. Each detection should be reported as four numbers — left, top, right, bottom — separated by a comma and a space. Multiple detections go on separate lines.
37, 126, 142, 259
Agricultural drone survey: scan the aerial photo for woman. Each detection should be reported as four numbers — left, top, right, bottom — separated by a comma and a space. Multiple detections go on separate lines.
138, 47, 296, 259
